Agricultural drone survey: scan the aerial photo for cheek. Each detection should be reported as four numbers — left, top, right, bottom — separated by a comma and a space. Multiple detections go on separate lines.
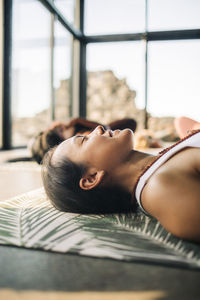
91, 143, 122, 170
84, 132, 133, 169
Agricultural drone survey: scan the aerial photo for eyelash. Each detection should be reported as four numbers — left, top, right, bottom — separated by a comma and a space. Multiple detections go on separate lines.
82, 136, 87, 143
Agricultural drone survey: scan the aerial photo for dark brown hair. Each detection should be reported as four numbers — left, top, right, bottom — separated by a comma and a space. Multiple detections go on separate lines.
30, 130, 64, 164
42, 147, 135, 214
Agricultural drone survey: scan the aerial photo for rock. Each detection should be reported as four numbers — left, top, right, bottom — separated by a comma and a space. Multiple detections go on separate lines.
13, 70, 178, 146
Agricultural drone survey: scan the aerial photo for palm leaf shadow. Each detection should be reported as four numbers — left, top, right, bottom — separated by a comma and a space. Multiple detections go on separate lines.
0, 188, 200, 270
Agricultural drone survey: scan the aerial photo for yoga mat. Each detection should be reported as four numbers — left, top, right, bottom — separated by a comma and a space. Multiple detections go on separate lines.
0, 188, 200, 270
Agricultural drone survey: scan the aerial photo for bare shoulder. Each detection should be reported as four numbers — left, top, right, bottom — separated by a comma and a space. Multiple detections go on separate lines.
141, 147, 200, 242
142, 148, 200, 214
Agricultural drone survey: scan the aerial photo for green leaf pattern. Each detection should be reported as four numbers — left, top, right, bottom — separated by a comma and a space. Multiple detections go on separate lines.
0, 188, 200, 269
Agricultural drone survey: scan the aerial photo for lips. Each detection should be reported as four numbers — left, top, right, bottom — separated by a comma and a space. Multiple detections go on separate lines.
109, 130, 120, 138
109, 130, 113, 137
106, 129, 120, 137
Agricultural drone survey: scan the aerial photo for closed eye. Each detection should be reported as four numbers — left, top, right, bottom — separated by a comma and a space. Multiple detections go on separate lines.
73, 135, 84, 145
74, 135, 88, 144
82, 136, 88, 144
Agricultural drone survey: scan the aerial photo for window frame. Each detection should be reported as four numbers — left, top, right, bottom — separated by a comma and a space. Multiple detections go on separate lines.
2, 0, 200, 149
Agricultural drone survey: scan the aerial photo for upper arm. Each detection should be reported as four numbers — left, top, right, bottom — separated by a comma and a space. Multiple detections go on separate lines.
194, 148, 200, 173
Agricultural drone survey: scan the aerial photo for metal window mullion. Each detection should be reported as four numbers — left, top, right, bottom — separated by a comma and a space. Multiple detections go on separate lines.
144, 0, 148, 129
85, 33, 145, 43
38, 0, 83, 40
84, 29, 200, 44
79, 41, 87, 117
147, 29, 200, 41
3, 0, 12, 149
79, 0, 87, 118
50, 13, 55, 121
68, 35, 74, 118
144, 40, 148, 130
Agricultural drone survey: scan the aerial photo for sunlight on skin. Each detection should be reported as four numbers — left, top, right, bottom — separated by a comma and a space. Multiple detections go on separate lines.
0, 289, 166, 300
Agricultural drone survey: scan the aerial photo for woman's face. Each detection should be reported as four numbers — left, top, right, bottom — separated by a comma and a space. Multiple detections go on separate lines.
52, 126, 134, 172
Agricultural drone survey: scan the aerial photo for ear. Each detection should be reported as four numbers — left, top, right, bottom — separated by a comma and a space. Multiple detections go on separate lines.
79, 168, 105, 191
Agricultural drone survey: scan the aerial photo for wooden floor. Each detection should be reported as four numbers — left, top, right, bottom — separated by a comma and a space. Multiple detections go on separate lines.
0, 147, 160, 201
0, 149, 42, 201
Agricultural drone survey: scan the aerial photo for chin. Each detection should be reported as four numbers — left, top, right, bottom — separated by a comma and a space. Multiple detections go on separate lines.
122, 128, 134, 138
120, 128, 134, 146
124, 128, 133, 134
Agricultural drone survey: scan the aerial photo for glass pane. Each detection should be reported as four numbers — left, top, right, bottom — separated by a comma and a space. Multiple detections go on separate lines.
54, 21, 72, 121
87, 42, 145, 128
54, 0, 75, 25
12, 0, 51, 146
149, 0, 200, 31
85, 0, 145, 35
148, 40, 200, 122
0, 0, 3, 148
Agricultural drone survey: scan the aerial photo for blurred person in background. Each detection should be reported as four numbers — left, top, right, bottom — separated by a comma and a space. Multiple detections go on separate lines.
174, 116, 200, 138
29, 117, 137, 164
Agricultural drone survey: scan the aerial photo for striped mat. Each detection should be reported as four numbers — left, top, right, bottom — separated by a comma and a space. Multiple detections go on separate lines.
0, 188, 200, 270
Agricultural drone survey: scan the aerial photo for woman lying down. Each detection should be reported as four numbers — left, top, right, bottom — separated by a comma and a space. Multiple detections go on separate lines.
42, 126, 200, 243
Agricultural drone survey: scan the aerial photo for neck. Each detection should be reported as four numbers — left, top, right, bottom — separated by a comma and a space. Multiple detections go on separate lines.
112, 150, 158, 195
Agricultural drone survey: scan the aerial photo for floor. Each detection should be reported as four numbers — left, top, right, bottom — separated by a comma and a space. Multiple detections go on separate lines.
0, 149, 199, 300
0, 149, 42, 200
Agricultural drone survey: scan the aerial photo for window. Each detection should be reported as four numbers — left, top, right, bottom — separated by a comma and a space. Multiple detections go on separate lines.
54, 20, 73, 121
54, 0, 76, 26
148, 40, 200, 121
0, 0, 3, 148
12, 0, 52, 146
85, 0, 145, 35
148, 0, 200, 31
87, 42, 145, 127
2, 0, 200, 149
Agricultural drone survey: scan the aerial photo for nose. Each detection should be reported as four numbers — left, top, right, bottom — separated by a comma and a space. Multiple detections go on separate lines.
91, 125, 105, 136
91, 126, 114, 138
